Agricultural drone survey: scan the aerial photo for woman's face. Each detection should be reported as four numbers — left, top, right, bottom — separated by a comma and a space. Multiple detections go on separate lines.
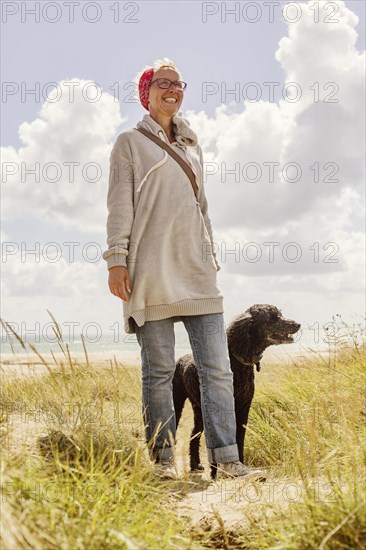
148, 68, 184, 119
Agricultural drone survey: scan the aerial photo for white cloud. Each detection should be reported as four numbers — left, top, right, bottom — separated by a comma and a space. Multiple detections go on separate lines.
1, 78, 125, 231
1, 1, 364, 331
186, 0, 365, 283
1, 254, 101, 298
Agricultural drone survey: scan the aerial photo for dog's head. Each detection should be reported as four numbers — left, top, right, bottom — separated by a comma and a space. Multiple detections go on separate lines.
227, 304, 301, 365
247, 304, 301, 346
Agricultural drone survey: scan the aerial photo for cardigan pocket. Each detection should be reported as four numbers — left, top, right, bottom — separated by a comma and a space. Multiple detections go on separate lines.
195, 202, 218, 271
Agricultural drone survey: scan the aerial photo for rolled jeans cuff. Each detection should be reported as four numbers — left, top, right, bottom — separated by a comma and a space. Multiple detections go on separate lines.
207, 443, 239, 464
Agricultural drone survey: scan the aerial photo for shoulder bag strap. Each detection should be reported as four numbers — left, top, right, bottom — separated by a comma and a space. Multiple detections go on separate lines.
134, 127, 199, 200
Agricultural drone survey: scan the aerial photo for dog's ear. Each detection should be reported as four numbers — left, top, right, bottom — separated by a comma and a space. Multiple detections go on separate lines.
227, 313, 253, 362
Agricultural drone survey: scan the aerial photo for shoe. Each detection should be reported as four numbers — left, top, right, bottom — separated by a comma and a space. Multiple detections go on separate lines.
154, 461, 178, 480
216, 461, 267, 481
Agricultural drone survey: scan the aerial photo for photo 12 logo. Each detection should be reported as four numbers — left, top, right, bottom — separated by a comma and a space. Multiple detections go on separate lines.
201, 2, 340, 24
1, 1, 140, 24
1, 80, 143, 105
201, 81, 340, 104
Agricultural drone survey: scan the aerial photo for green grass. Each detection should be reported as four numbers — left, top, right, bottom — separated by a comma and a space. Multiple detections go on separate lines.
1, 314, 365, 549
190, 342, 366, 549
234, 344, 365, 549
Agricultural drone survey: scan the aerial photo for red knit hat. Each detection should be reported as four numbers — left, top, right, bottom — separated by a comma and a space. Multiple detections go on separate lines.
138, 67, 154, 110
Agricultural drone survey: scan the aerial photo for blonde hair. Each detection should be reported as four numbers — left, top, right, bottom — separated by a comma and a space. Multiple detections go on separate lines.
133, 57, 182, 88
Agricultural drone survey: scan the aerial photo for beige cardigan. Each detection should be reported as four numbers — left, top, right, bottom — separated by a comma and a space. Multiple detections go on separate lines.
102, 112, 223, 334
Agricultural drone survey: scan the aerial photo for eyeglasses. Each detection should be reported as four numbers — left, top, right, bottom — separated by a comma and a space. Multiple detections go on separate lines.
149, 78, 187, 91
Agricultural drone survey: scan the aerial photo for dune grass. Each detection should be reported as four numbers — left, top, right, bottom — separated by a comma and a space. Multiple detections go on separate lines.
231, 342, 366, 549
1, 316, 198, 549
1, 314, 365, 549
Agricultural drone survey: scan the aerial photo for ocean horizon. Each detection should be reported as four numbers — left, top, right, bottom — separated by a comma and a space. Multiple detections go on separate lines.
1, 322, 335, 364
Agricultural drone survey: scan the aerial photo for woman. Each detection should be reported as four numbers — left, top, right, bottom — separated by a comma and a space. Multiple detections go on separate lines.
103, 58, 266, 480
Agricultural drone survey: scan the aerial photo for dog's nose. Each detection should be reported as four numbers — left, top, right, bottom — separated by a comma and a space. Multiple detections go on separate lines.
294, 323, 301, 330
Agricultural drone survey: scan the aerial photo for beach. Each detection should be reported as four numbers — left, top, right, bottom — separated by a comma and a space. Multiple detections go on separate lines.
0, 343, 333, 379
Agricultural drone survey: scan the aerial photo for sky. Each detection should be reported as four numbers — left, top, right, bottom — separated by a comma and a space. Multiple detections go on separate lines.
1, 0, 365, 353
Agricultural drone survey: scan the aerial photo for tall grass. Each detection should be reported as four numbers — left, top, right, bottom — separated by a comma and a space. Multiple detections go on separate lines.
235, 343, 366, 549
191, 318, 366, 549
0, 315, 196, 549
1, 313, 365, 549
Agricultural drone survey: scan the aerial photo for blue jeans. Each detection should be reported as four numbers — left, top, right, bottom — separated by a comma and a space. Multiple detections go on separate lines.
134, 313, 239, 464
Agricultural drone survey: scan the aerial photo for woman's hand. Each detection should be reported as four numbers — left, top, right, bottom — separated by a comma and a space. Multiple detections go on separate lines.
108, 266, 132, 302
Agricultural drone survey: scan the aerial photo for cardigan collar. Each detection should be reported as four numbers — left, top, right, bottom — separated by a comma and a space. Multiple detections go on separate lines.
136, 112, 198, 148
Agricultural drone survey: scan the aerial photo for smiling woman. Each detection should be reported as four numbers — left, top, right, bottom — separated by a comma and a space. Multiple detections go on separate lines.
101, 57, 266, 481
134, 58, 186, 143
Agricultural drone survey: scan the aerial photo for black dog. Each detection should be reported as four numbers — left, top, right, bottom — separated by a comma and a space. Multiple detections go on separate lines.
173, 304, 301, 478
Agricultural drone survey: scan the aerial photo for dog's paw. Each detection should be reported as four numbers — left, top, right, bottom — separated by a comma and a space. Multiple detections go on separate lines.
190, 464, 205, 472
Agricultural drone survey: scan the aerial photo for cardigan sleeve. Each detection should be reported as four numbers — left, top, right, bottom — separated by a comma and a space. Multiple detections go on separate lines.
102, 134, 136, 270
196, 144, 221, 272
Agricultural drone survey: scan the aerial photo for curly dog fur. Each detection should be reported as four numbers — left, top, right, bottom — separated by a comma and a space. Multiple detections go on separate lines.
173, 304, 301, 478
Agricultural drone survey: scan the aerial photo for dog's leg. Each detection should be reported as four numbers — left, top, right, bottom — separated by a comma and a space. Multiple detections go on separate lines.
173, 389, 187, 430
236, 406, 250, 463
190, 404, 204, 471
210, 462, 218, 479
173, 362, 189, 431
